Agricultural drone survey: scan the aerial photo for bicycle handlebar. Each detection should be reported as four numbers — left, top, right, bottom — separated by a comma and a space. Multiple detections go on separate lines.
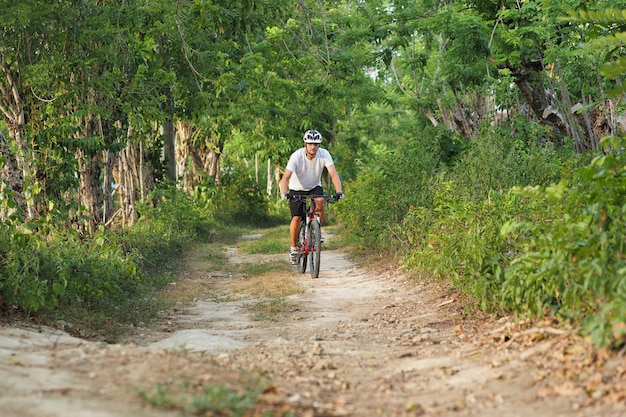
289, 193, 342, 203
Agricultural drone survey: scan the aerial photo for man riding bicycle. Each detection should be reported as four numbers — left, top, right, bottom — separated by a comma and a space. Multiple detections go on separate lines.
279, 130, 344, 264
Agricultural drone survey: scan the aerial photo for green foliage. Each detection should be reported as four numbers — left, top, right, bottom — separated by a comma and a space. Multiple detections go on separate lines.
334, 127, 443, 250
139, 370, 271, 416
565, 8, 626, 25
193, 166, 271, 225
399, 186, 528, 312
338, 121, 571, 257
436, 8, 490, 88
131, 185, 214, 268
447, 122, 580, 200
341, 112, 626, 348
500, 136, 626, 347
0, 228, 140, 314
564, 6, 626, 94
0, 185, 213, 338
359, 124, 581, 315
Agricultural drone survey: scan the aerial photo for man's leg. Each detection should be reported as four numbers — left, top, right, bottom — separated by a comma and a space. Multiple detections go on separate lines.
315, 197, 325, 225
290, 216, 301, 247
289, 216, 301, 264
314, 197, 325, 242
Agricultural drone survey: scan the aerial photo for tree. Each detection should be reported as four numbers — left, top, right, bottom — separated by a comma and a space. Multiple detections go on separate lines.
0, 0, 62, 219
225, 0, 382, 184
1, 1, 173, 229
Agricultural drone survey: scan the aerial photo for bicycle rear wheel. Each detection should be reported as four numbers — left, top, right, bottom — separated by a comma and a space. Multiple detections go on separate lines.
309, 219, 322, 278
297, 220, 307, 273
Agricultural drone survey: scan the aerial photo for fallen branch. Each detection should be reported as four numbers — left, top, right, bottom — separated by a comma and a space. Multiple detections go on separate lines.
105, 208, 122, 228
436, 299, 455, 308
499, 327, 572, 350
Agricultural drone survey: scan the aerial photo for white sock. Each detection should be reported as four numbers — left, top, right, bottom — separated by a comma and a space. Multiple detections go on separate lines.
291, 246, 297, 251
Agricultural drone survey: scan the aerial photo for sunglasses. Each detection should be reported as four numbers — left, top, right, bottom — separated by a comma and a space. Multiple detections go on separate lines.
306, 143, 320, 147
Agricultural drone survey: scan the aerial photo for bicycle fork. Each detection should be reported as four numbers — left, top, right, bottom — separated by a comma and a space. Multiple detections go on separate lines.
301, 215, 320, 254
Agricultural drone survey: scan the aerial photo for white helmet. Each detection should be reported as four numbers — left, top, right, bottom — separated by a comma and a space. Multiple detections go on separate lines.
303, 129, 322, 144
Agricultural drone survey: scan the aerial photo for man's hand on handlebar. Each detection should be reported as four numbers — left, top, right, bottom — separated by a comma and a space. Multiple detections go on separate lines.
334, 192, 344, 201
282, 193, 290, 201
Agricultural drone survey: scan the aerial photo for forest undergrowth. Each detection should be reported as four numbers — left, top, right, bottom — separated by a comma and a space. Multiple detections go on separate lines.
2, 125, 626, 351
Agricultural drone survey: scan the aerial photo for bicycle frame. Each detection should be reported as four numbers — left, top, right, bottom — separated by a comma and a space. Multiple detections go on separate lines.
290, 194, 337, 278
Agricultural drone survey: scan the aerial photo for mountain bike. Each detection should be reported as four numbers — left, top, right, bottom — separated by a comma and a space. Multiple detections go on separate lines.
290, 194, 340, 278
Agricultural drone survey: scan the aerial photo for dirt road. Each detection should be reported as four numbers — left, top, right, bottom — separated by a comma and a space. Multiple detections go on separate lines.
1, 240, 625, 416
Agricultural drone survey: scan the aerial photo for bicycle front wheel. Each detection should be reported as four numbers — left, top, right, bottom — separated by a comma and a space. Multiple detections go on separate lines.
297, 220, 307, 274
309, 219, 322, 278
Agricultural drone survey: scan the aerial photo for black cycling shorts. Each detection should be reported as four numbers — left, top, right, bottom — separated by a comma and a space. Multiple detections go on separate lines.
289, 186, 324, 219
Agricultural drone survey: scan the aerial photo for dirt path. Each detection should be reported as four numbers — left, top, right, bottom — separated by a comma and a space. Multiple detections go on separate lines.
1, 239, 625, 416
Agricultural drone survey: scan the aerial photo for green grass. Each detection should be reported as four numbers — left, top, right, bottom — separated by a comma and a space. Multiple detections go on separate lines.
138, 370, 273, 416
197, 243, 229, 270
238, 261, 292, 276
210, 223, 251, 245
237, 225, 290, 254
246, 297, 298, 321
319, 224, 344, 250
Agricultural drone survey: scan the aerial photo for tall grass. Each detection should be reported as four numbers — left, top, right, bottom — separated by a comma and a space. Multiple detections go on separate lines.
0, 177, 280, 340
335, 123, 626, 347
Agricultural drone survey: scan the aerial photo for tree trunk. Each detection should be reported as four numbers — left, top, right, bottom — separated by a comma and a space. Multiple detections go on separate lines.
77, 150, 103, 233
161, 86, 177, 181
436, 98, 459, 134
0, 59, 35, 219
139, 138, 146, 201
203, 146, 221, 183
274, 165, 282, 198
189, 135, 224, 185
102, 149, 115, 226
267, 159, 272, 195
75, 109, 105, 232
117, 141, 138, 227
452, 94, 474, 140
508, 62, 571, 142
0, 130, 22, 193
163, 119, 176, 181
0, 129, 25, 220
175, 120, 194, 190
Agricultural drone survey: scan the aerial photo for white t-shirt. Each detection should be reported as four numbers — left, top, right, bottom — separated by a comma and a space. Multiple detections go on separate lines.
286, 147, 335, 191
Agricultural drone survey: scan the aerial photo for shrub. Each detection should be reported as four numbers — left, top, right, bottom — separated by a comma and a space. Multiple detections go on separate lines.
398, 183, 536, 312
396, 126, 584, 313
0, 184, 213, 334
130, 185, 214, 270
500, 137, 626, 347
446, 124, 580, 200
334, 130, 442, 250
193, 166, 271, 226
0, 228, 141, 314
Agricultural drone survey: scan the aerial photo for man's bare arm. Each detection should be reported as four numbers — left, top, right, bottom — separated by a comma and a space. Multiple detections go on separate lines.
327, 165, 342, 194
279, 169, 292, 195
